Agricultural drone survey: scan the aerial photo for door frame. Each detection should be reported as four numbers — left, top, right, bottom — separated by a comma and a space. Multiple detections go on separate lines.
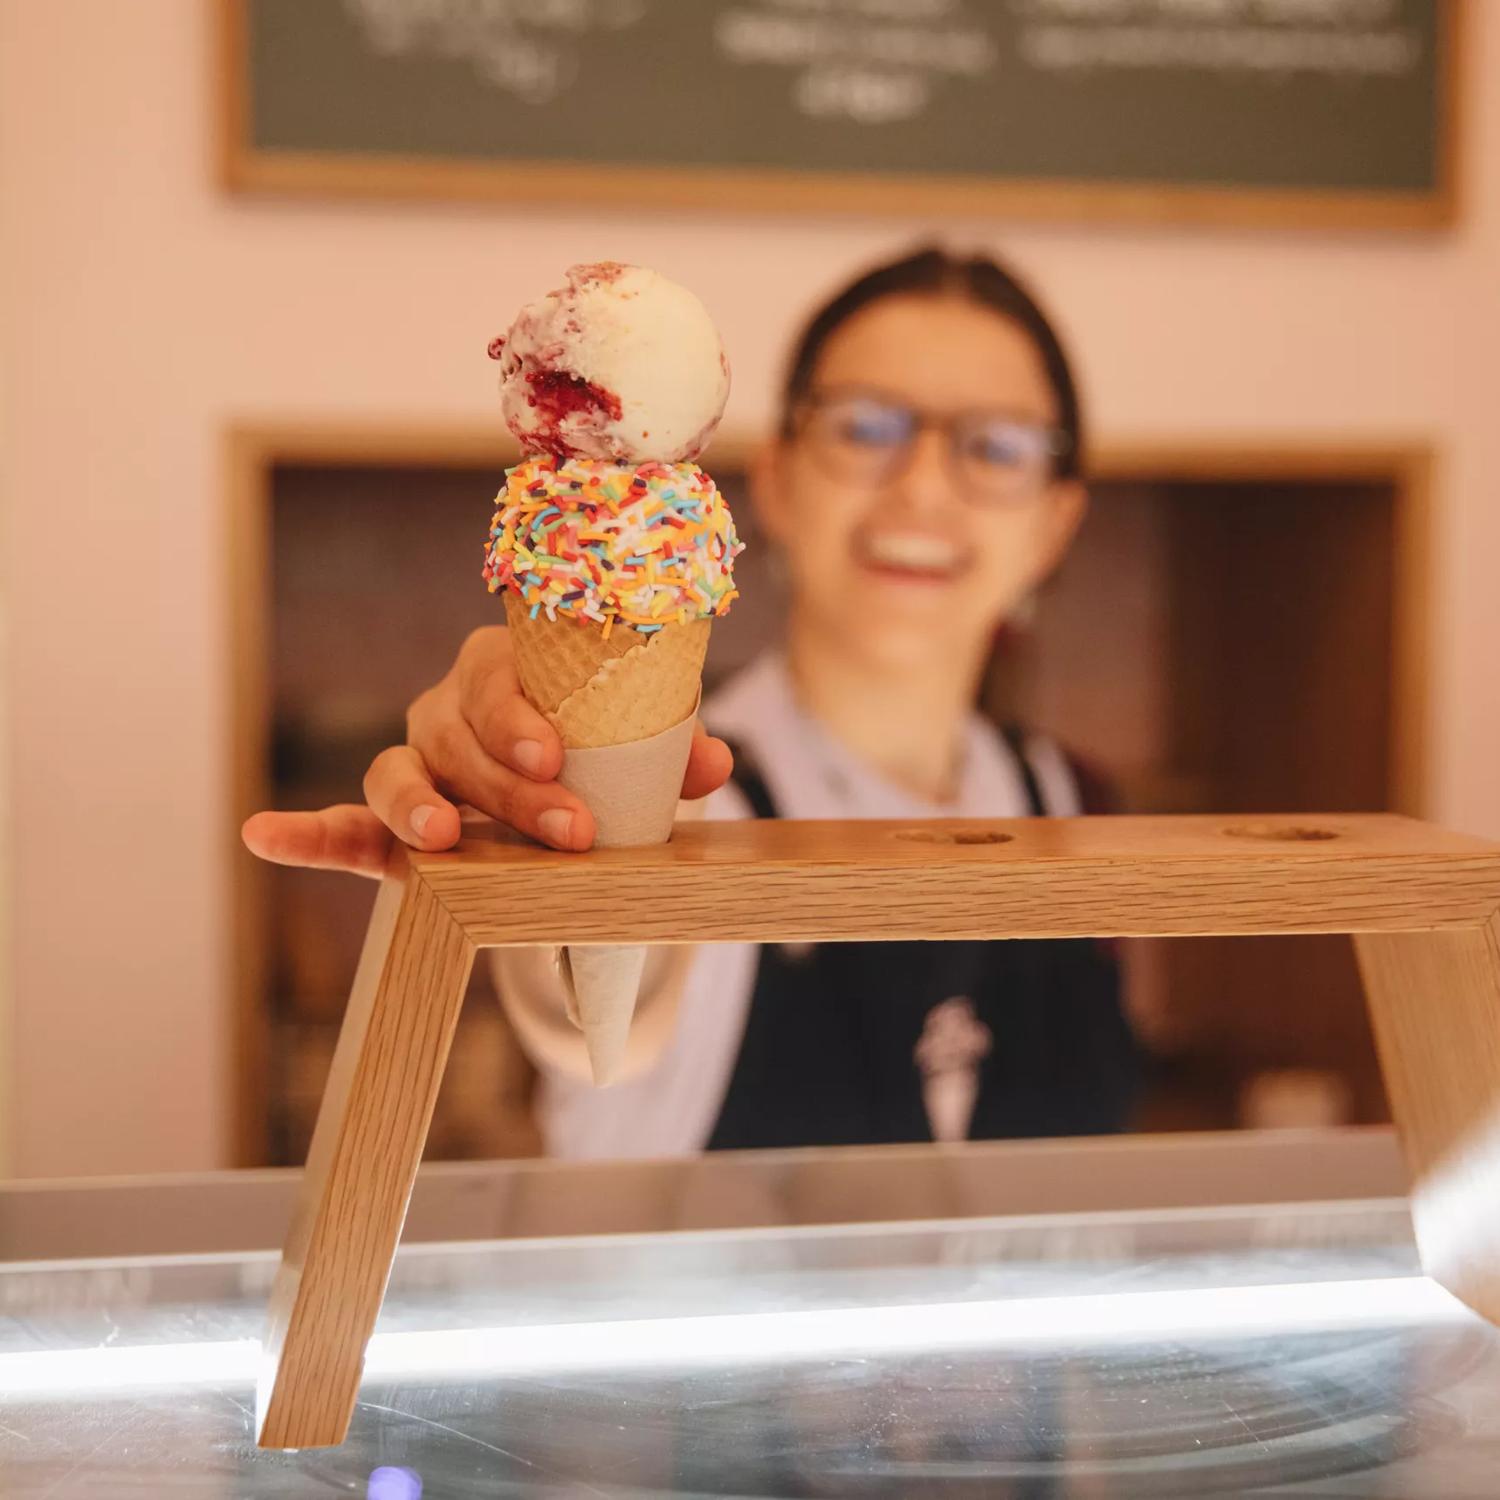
224, 425, 1434, 1165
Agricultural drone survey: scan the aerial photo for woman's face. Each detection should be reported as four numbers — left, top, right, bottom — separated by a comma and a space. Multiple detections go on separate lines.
755, 293, 1085, 670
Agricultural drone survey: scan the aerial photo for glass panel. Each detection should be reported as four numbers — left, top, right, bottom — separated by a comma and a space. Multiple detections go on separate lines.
5, 1200, 1499, 1496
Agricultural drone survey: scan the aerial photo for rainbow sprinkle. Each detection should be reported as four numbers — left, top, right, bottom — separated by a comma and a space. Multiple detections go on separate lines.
483, 456, 743, 633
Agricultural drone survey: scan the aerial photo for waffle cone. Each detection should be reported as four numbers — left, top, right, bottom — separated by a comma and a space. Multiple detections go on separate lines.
504, 593, 709, 749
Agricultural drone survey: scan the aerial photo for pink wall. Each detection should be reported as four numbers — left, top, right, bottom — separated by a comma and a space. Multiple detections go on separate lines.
3, 1, 1498, 1177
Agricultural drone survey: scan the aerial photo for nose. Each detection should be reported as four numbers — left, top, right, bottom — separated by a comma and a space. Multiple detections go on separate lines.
891, 425, 957, 517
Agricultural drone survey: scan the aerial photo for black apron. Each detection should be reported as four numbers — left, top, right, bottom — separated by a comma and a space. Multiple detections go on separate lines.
706, 728, 1137, 1152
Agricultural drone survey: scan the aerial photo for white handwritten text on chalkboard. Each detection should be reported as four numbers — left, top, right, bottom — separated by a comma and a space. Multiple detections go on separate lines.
716, 1, 995, 124
343, 0, 649, 104
1016, 0, 1424, 77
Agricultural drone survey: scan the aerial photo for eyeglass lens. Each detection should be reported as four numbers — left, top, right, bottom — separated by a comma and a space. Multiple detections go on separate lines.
804, 394, 1057, 498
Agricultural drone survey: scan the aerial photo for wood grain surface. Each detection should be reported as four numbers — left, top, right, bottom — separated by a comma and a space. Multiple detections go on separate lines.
1356, 913, 1500, 1324
259, 812, 1500, 1449
257, 852, 474, 1449
417, 815, 1500, 947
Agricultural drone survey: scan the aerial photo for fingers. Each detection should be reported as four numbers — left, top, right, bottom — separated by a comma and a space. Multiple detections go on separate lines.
241, 806, 397, 879
454, 628, 563, 781
682, 727, 734, 802
243, 747, 458, 876
244, 725, 729, 881
418, 626, 728, 841
415, 719, 596, 851
362, 745, 464, 850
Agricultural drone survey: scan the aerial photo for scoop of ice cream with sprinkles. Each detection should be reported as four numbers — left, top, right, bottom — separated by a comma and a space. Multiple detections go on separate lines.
484, 455, 742, 638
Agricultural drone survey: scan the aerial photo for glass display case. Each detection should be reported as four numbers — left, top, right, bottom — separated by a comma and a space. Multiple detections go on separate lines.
4, 1131, 1499, 1496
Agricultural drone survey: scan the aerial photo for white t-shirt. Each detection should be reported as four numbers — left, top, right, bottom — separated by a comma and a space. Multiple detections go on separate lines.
532, 654, 1082, 1160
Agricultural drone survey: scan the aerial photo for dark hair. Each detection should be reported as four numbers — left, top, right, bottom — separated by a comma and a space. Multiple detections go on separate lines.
780, 245, 1084, 481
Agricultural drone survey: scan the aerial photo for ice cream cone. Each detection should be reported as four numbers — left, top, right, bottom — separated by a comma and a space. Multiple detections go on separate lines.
506, 593, 709, 749
505, 594, 708, 1083
482, 272, 741, 1086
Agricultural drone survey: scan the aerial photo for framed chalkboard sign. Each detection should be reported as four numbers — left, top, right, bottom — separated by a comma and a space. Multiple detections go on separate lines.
220, 0, 1462, 229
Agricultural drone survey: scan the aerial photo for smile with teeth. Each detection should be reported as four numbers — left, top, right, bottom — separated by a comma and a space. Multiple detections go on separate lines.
859, 531, 967, 579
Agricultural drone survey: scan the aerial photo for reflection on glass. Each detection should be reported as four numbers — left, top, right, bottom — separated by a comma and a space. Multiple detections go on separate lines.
3, 1205, 1499, 1497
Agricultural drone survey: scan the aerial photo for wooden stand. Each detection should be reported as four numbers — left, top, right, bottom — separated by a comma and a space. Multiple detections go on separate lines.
256, 813, 1500, 1449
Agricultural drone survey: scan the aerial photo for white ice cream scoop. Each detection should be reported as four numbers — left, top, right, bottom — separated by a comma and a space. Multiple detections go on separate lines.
491, 262, 730, 464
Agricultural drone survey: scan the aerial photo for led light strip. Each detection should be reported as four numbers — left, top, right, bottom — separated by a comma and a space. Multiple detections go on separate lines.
0, 1276, 1467, 1400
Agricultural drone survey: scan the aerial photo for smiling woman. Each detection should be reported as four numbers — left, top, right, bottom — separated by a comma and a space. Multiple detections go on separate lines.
756, 262, 1087, 707
244, 246, 1138, 1160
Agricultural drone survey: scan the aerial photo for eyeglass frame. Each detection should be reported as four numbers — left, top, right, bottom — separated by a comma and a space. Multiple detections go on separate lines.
787, 385, 1075, 503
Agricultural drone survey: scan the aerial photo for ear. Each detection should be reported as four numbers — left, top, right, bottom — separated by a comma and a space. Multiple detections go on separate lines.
1033, 481, 1088, 582
747, 437, 794, 546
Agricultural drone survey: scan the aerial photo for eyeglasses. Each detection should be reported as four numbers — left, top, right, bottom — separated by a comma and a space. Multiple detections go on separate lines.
794, 388, 1071, 502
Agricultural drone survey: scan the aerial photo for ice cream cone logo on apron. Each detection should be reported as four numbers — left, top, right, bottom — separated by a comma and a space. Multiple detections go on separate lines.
915, 996, 993, 1143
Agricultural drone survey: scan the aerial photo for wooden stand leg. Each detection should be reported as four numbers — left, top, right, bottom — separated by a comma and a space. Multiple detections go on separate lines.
1356, 914, 1500, 1321
256, 858, 474, 1450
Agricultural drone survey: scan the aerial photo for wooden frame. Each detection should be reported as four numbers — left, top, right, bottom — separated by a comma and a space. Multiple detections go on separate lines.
216, 0, 1464, 231
226, 424, 516, 1167
225, 424, 1436, 1166
257, 812, 1500, 1448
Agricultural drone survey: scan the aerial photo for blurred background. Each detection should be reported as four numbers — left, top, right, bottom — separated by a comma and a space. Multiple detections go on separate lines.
0, 0, 1496, 1179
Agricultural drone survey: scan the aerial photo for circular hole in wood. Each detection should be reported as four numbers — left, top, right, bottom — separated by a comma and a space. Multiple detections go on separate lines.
1223, 823, 1340, 843
894, 829, 1014, 846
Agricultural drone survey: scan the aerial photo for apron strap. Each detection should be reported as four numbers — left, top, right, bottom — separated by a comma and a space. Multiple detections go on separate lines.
724, 725, 1053, 818
718, 739, 778, 819
999, 722, 1049, 817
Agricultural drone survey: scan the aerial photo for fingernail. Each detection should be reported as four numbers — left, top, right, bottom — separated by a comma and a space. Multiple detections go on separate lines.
410, 805, 438, 839
512, 738, 547, 776
538, 809, 574, 847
